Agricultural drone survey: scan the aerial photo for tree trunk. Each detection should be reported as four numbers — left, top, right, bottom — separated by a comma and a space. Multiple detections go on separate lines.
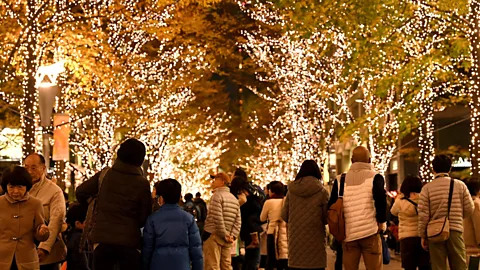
22, 4, 38, 158
418, 101, 435, 181
470, 0, 480, 178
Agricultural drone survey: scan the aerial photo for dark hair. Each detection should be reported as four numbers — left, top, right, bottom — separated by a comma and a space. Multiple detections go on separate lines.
157, 178, 182, 204
269, 181, 284, 196
66, 203, 88, 227
400, 176, 423, 198
234, 168, 248, 181
230, 176, 249, 198
432, 155, 452, 174
466, 180, 480, 197
184, 193, 193, 201
1, 166, 33, 192
195, 192, 201, 198
117, 138, 146, 167
266, 183, 272, 191
25, 153, 46, 165
295, 160, 322, 181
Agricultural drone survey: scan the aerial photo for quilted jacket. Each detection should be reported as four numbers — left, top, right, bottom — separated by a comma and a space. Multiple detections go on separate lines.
418, 176, 474, 238
142, 204, 203, 270
204, 187, 241, 239
261, 198, 288, 259
281, 176, 329, 269
390, 193, 420, 240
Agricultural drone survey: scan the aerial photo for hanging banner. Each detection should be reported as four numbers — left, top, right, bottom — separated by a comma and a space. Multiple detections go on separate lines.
53, 114, 70, 161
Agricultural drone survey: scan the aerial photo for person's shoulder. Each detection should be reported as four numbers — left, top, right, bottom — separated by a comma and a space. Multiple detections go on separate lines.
44, 179, 64, 193
28, 195, 43, 206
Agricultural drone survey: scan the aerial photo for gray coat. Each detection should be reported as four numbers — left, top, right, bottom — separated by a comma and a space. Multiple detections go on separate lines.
282, 176, 329, 269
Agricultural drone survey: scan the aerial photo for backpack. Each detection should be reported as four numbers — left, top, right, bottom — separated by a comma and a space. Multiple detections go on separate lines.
327, 173, 346, 242
184, 202, 199, 221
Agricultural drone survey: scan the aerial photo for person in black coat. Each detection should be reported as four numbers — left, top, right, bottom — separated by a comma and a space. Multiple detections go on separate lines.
76, 138, 152, 270
230, 170, 263, 270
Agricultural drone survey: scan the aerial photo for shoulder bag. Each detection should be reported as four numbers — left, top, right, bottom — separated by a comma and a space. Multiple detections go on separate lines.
427, 178, 454, 243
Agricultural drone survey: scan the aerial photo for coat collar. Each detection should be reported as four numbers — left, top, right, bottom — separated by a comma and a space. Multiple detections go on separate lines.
112, 159, 143, 176
5, 192, 30, 203
161, 204, 180, 210
213, 186, 230, 193
349, 162, 374, 172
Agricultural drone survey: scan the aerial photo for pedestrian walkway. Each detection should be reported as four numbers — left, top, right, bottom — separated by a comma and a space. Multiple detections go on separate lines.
326, 249, 402, 269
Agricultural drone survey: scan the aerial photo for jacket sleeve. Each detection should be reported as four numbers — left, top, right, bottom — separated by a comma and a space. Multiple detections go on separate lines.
463, 183, 475, 219
188, 216, 203, 270
418, 187, 430, 239
260, 200, 269, 222
372, 174, 387, 223
390, 198, 401, 217
321, 189, 330, 225
75, 172, 101, 206
281, 192, 289, 223
232, 207, 241, 238
142, 217, 155, 270
39, 187, 66, 253
139, 181, 152, 228
210, 194, 227, 238
473, 200, 480, 245
328, 179, 339, 208
34, 200, 49, 242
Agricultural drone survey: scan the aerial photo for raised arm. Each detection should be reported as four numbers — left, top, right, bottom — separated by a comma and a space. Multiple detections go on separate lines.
75, 172, 101, 206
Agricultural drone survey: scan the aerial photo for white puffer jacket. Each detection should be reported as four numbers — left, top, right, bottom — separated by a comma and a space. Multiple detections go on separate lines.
261, 198, 288, 259
390, 193, 420, 240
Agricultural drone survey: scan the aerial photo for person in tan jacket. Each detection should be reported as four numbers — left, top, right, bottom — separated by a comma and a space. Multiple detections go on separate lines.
25, 154, 67, 270
391, 176, 429, 270
464, 180, 480, 265
203, 172, 241, 270
0, 166, 50, 270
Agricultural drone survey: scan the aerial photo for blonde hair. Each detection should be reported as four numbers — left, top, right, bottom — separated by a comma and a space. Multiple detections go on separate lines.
215, 172, 231, 186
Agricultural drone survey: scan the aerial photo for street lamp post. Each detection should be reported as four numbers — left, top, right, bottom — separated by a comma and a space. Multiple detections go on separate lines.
35, 61, 65, 171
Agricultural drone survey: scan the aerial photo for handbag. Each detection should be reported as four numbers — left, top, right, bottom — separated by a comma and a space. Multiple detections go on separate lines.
427, 178, 454, 243
79, 168, 110, 252
381, 234, 390, 265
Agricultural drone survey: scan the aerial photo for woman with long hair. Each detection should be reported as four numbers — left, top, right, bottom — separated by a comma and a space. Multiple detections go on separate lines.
281, 160, 329, 270
390, 176, 430, 270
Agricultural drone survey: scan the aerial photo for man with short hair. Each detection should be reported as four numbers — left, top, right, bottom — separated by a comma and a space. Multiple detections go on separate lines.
329, 146, 387, 270
418, 155, 474, 270
25, 153, 67, 270
76, 138, 152, 270
203, 172, 242, 270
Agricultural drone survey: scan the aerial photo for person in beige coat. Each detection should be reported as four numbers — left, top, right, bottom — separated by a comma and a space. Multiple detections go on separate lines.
390, 176, 429, 270
0, 166, 50, 270
260, 181, 288, 270
203, 172, 242, 270
25, 154, 67, 270
464, 180, 480, 265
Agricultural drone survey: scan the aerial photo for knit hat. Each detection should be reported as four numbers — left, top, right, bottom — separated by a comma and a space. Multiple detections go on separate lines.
117, 138, 146, 167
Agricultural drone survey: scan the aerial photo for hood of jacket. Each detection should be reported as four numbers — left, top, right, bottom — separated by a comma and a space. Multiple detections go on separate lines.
288, 176, 324, 197
398, 193, 419, 217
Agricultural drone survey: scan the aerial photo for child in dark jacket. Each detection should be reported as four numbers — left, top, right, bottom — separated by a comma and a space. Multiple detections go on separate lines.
142, 178, 203, 270
65, 203, 90, 270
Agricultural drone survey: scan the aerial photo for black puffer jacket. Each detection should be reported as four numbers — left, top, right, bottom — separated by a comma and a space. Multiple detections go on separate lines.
76, 159, 151, 249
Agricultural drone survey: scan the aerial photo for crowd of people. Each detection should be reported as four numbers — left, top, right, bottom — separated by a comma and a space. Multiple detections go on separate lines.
0, 138, 479, 270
